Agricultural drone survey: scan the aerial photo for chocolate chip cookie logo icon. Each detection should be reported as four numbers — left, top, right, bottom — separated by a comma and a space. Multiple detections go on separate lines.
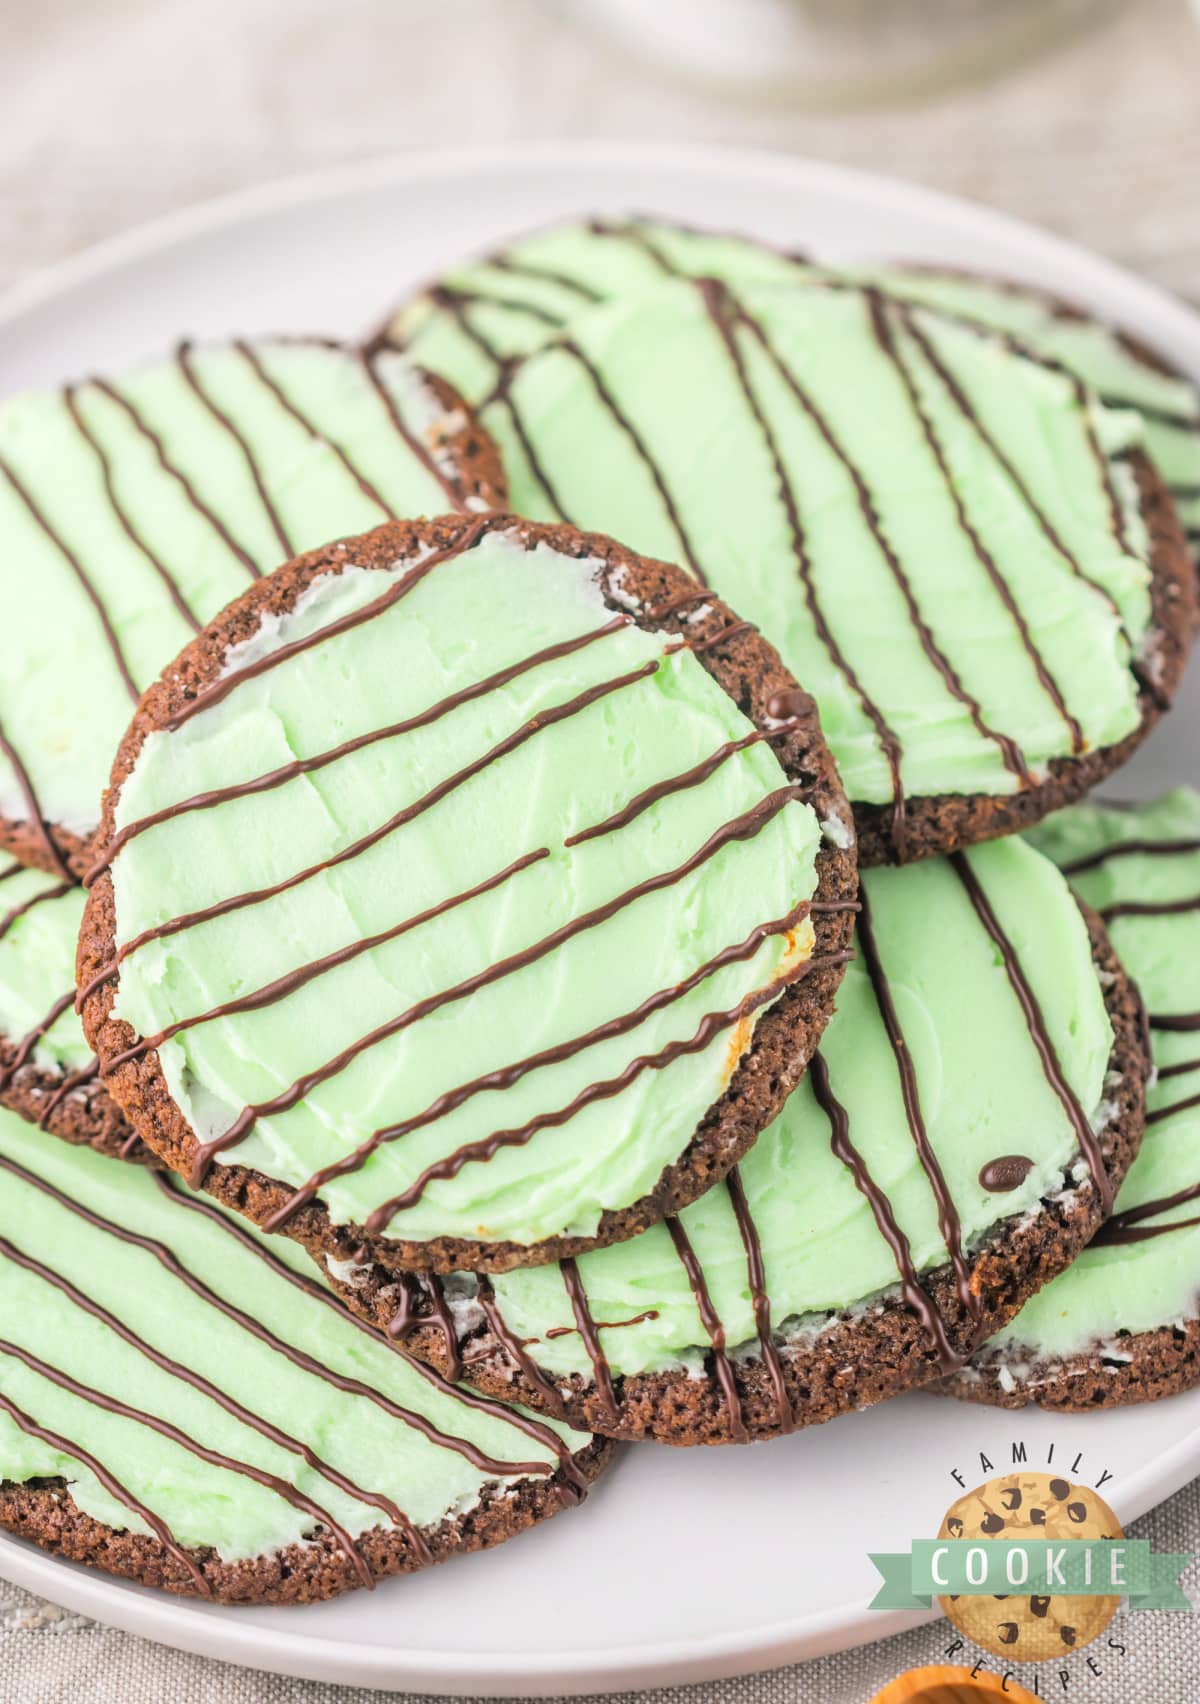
935, 1473, 1122, 1662
869, 1469, 1192, 1664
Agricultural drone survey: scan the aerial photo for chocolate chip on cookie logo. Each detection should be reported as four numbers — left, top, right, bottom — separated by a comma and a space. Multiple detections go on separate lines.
936, 1473, 1122, 1662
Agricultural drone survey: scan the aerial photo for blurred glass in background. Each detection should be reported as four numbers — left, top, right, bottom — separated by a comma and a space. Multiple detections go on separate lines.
574, 0, 1124, 105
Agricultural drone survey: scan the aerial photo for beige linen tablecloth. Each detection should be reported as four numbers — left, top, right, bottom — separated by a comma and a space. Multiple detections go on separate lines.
3, 1, 1200, 1698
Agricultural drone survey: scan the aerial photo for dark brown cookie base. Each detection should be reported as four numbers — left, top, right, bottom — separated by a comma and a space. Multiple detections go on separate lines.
854, 450, 1196, 864
0, 1048, 148, 1164
80, 513, 856, 1275
0, 1435, 610, 1606
933, 1315, 1200, 1413
320, 905, 1147, 1444
0, 362, 508, 884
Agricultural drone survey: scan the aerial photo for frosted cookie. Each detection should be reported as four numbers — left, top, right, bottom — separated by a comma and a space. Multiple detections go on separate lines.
942, 791, 1200, 1412
79, 513, 856, 1275
313, 838, 1146, 1443
0, 852, 136, 1158
0, 339, 505, 880
382, 215, 1200, 558
0, 1110, 605, 1604
471, 275, 1191, 862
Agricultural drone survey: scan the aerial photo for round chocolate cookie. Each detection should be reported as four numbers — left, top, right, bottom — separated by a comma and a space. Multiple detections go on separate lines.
0, 338, 505, 881
0, 852, 139, 1160
939, 1473, 1121, 1662
941, 790, 1200, 1413
79, 513, 856, 1277
0, 1110, 607, 1605
382, 214, 1200, 562
312, 838, 1146, 1444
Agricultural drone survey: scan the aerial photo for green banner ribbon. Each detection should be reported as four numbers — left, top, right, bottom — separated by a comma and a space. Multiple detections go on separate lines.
869, 1539, 1191, 1612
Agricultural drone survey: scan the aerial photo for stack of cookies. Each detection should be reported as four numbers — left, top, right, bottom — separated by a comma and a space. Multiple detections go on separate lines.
0, 215, 1198, 1605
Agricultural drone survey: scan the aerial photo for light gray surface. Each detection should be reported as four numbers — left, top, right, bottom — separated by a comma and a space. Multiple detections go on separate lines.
4, 0, 1200, 1699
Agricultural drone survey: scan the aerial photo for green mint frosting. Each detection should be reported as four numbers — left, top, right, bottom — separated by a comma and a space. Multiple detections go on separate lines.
0, 1111, 590, 1564
482, 279, 1151, 808
392, 214, 1200, 537
463, 836, 1113, 1384
109, 527, 823, 1249
984, 790, 1200, 1364
0, 854, 90, 1074
0, 342, 464, 843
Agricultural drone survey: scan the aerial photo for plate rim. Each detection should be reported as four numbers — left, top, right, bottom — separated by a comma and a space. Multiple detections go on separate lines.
2, 136, 1200, 1693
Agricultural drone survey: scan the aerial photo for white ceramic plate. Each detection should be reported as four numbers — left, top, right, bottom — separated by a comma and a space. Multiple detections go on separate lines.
0, 142, 1198, 1695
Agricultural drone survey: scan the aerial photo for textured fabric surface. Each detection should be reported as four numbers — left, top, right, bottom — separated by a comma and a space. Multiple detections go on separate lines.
4, 0, 1200, 1699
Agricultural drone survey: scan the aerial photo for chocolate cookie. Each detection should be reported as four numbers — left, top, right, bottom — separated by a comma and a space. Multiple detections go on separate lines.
479, 282, 1193, 861
0, 339, 505, 881
79, 513, 856, 1277
939, 1473, 1121, 1662
0, 852, 139, 1159
381, 215, 1200, 560
0, 1110, 607, 1605
313, 838, 1146, 1444
941, 790, 1200, 1413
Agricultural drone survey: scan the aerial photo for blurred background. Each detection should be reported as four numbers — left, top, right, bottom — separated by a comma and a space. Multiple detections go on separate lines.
5, 0, 1199, 302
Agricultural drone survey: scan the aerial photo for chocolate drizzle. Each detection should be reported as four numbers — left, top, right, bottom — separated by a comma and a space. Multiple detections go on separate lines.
88, 377, 262, 581
949, 852, 1112, 1214
0, 450, 139, 701
871, 299, 1083, 756
694, 278, 908, 854
0, 990, 76, 1096
560, 1260, 620, 1429
665, 1218, 748, 1440
233, 341, 397, 522
175, 341, 294, 560
62, 385, 203, 634
0, 1142, 597, 1576
809, 1052, 962, 1375
0, 1329, 378, 1590
156, 1176, 588, 1496
1092, 1181, 1200, 1247
1063, 838, 1200, 879
0, 717, 73, 882
980, 1155, 1035, 1193
81, 609, 631, 929
856, 886, 977, 1316
360, 347, 472, 511
153, 514, 491, 742
726, 1166, 794, 1432
360, 898, 834, 1235
0, 1140, 593, 1553
557, 339, 707, 585
264, 897, 822, 1233
0, 1384, 210, 1594
0, 879, 73, 944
